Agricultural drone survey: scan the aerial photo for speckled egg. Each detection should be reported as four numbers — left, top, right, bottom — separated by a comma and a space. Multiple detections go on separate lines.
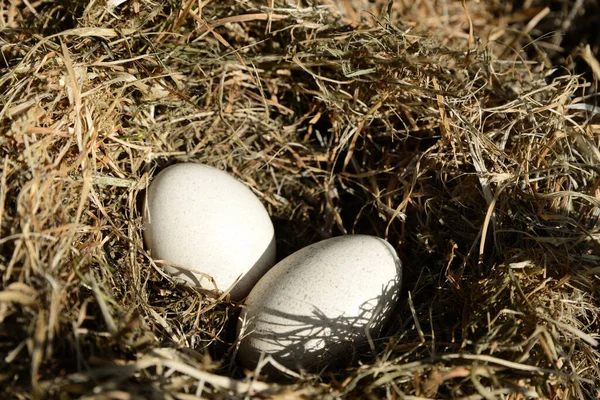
143, 163, 276, 300
237, 235, 401, 372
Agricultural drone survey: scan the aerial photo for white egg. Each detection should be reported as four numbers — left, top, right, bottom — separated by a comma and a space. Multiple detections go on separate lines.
143, 163, 276, 300
237, 235, 401, 372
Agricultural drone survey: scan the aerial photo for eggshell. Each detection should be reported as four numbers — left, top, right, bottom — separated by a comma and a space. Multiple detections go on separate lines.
237, 235, 401, 372
143, 163, 276, 300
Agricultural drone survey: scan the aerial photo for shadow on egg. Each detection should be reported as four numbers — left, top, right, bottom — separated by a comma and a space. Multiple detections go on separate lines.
139, 162, 278, 302
229, 235, 277, 300
156, 234, 276, 301
237, 274, 401, 376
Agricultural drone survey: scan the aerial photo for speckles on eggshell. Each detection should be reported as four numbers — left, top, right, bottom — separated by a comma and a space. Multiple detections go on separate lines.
237, 234, 401, 373
143, 163, 276, 300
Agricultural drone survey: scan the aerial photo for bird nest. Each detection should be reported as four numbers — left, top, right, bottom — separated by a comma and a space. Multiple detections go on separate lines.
1, 0, 599, 398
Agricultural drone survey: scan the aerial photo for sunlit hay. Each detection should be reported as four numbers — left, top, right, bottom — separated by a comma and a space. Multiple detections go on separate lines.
0, 0, 599, 398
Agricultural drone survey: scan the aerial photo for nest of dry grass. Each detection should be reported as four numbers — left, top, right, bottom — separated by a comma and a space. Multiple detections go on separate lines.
1, 0, 599, 398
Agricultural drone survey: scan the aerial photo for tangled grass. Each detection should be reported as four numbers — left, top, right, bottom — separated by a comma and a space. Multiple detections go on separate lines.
1, 0, 599, 398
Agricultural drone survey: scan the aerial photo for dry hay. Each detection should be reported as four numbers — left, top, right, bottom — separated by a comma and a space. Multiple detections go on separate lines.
1, 0, 599, 398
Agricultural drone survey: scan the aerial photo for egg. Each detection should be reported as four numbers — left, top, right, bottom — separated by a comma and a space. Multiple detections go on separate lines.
237, 235, 401, 373
143, 163, 276, 300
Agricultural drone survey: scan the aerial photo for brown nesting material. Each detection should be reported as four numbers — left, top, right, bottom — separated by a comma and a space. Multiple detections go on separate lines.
0, 0, 599, 398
